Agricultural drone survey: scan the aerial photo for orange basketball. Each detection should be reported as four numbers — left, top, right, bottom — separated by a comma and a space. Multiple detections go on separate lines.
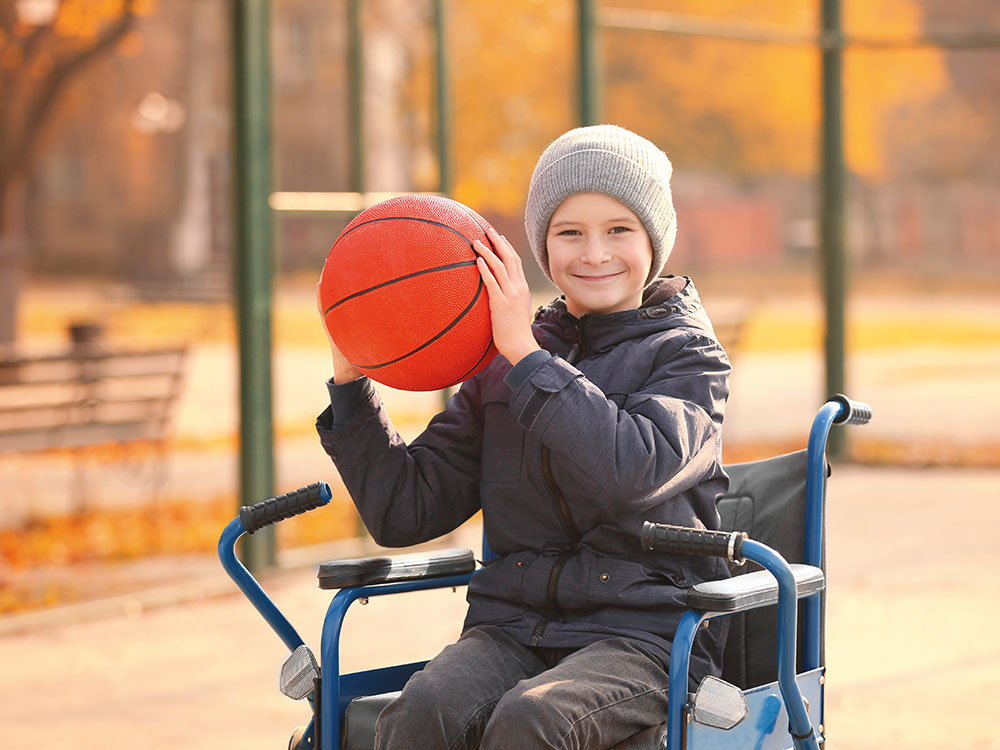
319, 195, 499, 391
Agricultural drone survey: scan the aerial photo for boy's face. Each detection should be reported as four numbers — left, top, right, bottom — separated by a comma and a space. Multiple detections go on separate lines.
546, 192, 653, 318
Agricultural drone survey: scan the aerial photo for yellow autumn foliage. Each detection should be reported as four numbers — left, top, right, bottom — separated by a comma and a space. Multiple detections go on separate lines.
52, 0, 155, 40
424, 0, 948, 214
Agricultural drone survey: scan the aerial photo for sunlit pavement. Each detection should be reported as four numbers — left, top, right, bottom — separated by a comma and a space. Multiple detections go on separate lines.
1, 466, 999, 749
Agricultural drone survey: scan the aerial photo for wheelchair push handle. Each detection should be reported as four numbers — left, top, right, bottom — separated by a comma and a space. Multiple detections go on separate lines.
239, 481, 332, 535
829, 393, 873, 426
641, 521, 746, 564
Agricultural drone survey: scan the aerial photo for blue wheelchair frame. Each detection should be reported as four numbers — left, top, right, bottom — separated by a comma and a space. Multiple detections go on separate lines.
661, 398, 850, 750
218, 395, 868, 750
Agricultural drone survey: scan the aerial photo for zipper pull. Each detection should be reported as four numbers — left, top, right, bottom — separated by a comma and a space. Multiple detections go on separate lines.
566, 323, 585, 365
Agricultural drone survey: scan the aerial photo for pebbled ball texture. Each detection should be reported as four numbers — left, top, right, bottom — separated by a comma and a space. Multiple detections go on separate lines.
319, 195, 499, 391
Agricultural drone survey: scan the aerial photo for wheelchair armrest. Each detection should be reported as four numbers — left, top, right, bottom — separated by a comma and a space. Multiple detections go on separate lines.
686, 563, 824, 614
317, 547, 476, 590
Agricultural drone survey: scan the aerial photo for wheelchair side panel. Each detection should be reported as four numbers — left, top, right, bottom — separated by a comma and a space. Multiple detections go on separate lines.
685, 668, 824, 750
338, 661, 426, 716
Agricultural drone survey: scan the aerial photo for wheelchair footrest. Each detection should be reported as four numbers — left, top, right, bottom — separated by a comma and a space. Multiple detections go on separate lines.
686, 564, 824, 613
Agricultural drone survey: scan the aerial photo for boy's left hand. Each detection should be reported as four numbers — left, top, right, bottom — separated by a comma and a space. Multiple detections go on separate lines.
473, 226, 541, 366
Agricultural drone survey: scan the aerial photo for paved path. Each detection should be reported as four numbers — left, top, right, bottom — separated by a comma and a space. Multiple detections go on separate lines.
5, 338, 1000, 525
2, 465, 999, 749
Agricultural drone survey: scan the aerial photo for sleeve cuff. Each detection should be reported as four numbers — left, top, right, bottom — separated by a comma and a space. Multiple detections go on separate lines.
503, 350, 551, 392
325, 376, 372, 430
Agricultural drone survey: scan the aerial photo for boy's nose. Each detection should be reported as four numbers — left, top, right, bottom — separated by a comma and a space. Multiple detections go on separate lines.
579, 238, 610, 264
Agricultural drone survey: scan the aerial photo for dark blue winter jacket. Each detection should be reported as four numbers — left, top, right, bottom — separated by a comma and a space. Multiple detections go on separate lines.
316, 276, 731, 682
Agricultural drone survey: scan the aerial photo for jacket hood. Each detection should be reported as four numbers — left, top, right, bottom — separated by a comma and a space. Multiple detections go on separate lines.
532, 276, 718, 360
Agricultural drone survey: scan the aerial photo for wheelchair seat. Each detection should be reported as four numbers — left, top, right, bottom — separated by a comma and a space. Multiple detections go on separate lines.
343, 694, 669, 750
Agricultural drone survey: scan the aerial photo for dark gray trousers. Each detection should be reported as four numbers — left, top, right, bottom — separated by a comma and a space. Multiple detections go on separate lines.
374, 625, 670, 750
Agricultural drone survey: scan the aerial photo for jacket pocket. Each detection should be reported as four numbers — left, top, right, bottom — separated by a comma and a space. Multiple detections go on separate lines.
468, 552, 531, 605
481, 399, 524, 483
558, 553, 692, 613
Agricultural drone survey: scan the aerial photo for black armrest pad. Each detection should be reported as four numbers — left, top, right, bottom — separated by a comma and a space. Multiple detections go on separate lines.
317, 547, 476, 590
686, 564, 824, 613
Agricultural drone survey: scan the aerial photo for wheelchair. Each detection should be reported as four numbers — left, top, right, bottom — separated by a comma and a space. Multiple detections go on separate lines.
219, 394, 872, 750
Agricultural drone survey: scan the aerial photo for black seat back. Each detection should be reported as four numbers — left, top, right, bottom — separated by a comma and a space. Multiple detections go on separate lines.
717, 450, 825, 689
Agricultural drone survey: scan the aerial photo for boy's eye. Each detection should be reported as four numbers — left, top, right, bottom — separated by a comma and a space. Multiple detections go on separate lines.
610, 226, 632, 234
557, 229, 581, 236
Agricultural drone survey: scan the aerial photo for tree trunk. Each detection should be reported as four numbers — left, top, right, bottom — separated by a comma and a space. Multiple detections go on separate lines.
172, 0, 214, 279
0, 3, 138, 346
0, 178, 26, 348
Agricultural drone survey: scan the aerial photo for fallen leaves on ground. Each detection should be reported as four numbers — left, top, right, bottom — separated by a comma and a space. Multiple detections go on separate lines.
2, 438, 996, 616
0, 490, 361, 615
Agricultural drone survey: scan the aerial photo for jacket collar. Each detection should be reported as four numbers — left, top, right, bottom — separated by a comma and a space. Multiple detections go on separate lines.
533, 276, 714, 358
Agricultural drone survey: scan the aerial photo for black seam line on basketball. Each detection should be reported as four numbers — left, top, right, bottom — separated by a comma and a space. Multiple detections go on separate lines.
323, 260, 478, 315
330, 215, 479, 258
347, 277, 485, 370
449, 336, 496, 386
449, 202, 498, 253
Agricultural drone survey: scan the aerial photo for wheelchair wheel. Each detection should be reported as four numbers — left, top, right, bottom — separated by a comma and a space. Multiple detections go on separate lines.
288, 725, 308, 750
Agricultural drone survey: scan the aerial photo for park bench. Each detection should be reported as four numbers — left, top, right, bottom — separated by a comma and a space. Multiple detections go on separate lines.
0, 334, 187, 502
0, 344, 186, 453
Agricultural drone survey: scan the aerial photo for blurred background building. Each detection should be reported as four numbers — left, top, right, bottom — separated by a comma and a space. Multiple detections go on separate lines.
4, 0, 998, 321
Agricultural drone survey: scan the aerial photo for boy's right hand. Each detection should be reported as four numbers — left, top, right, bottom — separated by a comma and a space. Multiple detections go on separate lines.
316, 281, 364, 383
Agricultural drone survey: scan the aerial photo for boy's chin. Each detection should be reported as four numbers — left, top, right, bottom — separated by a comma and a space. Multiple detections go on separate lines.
564, 292, 641, 317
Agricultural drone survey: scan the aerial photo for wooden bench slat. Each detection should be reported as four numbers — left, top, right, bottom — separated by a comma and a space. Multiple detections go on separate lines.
0, 347, 187, 367
0, 371, 183, 387
0, 396, 174, 422
0, 420, 165, 453
0, 354, 187, 385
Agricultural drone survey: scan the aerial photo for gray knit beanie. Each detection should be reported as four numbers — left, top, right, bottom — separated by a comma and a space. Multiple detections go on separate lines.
524, 124, 676, 286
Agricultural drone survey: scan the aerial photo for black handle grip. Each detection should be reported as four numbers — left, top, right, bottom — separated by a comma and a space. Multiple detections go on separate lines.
829, 394, 873, 426
239, 482, 332, 535
641, 522, 745, 563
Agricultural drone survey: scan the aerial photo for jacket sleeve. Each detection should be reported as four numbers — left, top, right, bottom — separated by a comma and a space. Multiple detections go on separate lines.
316, 377, 485, 547
505, 331, 730, 513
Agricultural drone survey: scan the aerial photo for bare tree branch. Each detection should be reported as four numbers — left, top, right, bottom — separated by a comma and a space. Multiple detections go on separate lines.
20, 0, 72, 71
4, 1, 67, 115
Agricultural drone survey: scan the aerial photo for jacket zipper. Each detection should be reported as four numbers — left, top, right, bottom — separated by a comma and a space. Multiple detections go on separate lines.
565, 321, 586, 366
546, 552, 573, 601
541, 444, 581, 542
530, 617, 549, 645
531, 446, 582, 645
530, 550, 574, 645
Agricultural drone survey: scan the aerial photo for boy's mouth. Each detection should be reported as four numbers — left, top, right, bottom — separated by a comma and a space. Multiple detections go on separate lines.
573, 271, 624, 282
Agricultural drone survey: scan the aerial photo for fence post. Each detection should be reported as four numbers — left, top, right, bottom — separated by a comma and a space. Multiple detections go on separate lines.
233, 0, 276, 570
820, 0, 847, 459
578, 0, 600, 125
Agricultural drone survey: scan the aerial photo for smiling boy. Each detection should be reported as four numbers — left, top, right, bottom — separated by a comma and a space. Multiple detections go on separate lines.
317, 125, 731, 749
